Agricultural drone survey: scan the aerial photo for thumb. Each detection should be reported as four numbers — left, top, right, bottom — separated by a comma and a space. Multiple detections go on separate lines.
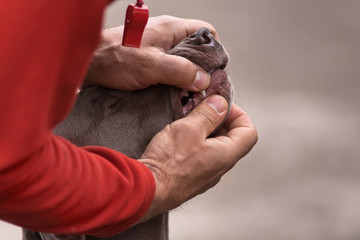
185, 95, 229, 138
153, 53, 211, 92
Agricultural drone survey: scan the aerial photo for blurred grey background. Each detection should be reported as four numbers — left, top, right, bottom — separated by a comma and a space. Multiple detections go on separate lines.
1, 0, 359, 239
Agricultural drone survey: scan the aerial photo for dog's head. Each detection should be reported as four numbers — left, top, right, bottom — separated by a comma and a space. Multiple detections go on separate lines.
169, 27, 233, 123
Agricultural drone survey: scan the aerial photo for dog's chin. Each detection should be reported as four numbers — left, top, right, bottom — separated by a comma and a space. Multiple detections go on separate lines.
180, 69, 232, 117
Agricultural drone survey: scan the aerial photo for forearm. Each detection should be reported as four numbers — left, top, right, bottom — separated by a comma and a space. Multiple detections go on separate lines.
0, 136, 155, 236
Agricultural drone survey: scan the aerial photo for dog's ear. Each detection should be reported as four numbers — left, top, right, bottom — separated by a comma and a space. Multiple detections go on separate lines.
40, 233, 85, 240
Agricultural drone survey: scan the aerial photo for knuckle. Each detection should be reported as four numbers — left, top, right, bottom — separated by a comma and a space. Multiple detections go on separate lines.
167, 121, 184, 135
167, 121, 181, 133
159, 15, 172, 20
157, 15, 175, 26
205, 22, 216, 32
172, 119, 195, 133
162, 123, 173, 133
250, 127, 259, 145
154, 54, 177, 78
170, 118, 203, 139
208, 24, 217, 33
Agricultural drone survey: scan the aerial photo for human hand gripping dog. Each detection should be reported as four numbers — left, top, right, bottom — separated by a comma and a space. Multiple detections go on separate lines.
88, 15, 258, 222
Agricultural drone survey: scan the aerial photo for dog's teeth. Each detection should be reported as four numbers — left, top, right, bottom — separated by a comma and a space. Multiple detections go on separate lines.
201, 90, 206, 97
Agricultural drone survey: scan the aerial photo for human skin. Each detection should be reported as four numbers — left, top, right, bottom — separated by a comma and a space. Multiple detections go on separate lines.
86, 15, 258, 224
84, 15, 218, 91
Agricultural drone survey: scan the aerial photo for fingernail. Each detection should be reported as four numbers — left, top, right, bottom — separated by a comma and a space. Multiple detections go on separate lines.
194, 71, 211, 90
206, 95, 227, 114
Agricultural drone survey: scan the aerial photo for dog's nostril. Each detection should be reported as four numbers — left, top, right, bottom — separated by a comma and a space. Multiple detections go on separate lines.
202, 34, 212, 44
219, 63, 227, 70
188, 28, 214, 45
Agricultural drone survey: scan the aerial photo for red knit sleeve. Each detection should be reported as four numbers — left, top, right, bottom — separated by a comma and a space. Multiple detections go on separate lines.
0, 0, 155, 237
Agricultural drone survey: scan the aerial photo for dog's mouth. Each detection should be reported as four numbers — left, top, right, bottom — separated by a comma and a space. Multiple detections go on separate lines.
180, 65, 232, 117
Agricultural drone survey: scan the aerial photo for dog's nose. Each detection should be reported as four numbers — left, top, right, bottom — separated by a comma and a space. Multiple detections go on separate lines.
188, 27, 215, 46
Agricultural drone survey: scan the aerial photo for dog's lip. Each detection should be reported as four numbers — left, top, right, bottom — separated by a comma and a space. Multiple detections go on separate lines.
180, 68, 228, 117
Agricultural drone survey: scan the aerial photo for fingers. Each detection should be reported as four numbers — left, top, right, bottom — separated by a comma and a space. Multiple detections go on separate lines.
138, 102, 257, 219
170, 17, 219, 46
90, 44, 212, 91
151, 52, 210, 91
226, 105, 258, 157
224, 104, 257, 130
144, 16, 218, 91
207, 104, 258, 164
147, 16, 219, 48
94, 16, 218, 92
183, 95, 229, 138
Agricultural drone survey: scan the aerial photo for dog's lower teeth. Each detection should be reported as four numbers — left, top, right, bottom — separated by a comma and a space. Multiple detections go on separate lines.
200, 90, 206, 97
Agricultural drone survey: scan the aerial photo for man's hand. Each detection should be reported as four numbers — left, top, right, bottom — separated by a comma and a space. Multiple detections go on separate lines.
138, 95, 258, 221
85, 16, 218, 91
85, 15, 258, 224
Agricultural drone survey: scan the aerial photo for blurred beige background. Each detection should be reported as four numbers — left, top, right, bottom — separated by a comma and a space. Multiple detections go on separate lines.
1, 0, 359, 239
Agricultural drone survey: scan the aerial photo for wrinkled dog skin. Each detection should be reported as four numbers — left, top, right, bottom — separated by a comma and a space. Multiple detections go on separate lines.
23, 27, 232, 240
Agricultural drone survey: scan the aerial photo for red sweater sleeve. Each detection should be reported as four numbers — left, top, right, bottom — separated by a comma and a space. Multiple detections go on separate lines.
0, 0, 155, 237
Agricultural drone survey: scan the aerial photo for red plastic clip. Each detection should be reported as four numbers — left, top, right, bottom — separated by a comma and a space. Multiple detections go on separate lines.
122, 0, 149, 48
